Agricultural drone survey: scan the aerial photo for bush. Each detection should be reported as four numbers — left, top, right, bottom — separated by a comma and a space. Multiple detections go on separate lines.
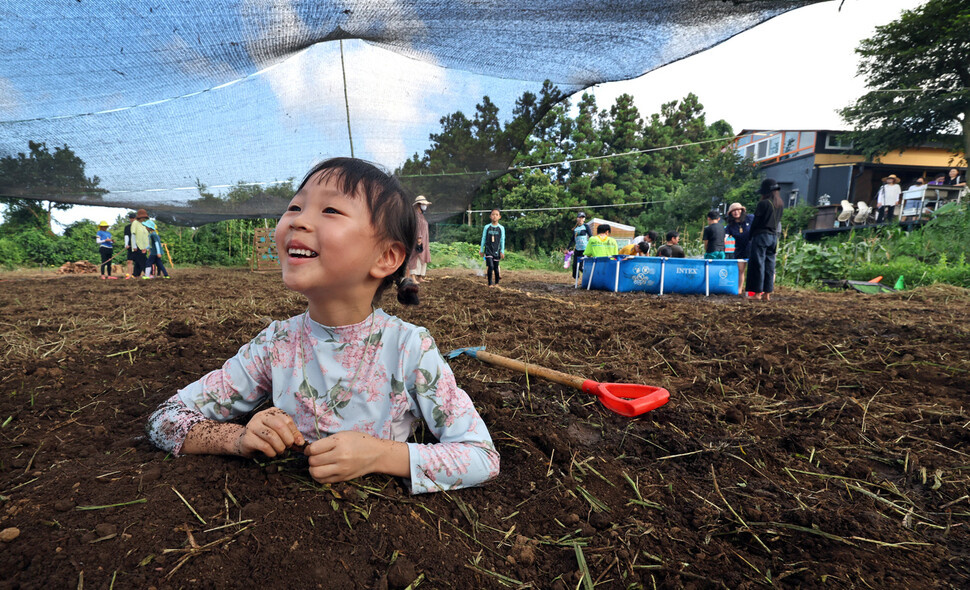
0, 237, 26, 268
782, 204, 819, 233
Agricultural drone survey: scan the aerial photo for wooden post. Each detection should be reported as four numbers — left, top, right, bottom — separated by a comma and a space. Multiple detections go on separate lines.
162, 242, 175, 269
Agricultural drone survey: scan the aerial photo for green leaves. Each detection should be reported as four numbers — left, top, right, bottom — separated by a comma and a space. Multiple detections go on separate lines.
840, 0, 970, 159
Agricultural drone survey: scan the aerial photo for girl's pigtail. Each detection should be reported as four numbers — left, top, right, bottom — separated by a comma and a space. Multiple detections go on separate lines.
396, 276, 420, 306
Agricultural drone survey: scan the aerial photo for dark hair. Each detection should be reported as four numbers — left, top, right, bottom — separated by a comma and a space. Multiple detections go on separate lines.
127, 211, 136, 219
707, 210, 720, 220
296, 157, 419, 306
596, 224, 611, 235
759, 177, 784, 209
491, 208, 501, 214
666, 230, 679, 242
645, 230, 658, 243
759, 178, 780, 196
636, 241, 650, 254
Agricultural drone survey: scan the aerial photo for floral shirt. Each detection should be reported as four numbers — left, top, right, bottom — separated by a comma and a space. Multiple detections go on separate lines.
146, 310, 499, 494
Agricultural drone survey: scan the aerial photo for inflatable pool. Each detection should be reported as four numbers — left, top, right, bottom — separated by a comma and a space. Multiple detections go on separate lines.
578, 256, 743, 296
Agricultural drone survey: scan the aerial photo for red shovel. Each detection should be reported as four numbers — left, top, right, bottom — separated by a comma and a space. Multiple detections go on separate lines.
445, 346, 669, 417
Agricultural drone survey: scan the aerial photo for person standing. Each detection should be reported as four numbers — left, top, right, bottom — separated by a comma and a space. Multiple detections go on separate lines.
874, 174, 902, 223
724, 203, 754, 260
480, 208, 505, 286
746, 179, 784, 301
95, 221, 117, 279
144, 220, 170, 279
130, 209, 151, 278
702, 210, 726, 259
123, 211, 136, 279
409, 195, 431, 283
569, 212, 592, 279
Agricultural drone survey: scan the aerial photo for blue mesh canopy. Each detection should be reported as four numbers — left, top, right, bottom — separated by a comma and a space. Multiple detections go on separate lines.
0, 0, 823, 225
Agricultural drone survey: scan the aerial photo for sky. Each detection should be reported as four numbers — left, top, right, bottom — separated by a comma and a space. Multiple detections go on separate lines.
48, 0, 927, 232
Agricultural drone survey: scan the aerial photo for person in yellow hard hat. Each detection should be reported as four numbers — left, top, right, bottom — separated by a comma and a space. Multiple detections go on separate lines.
95, 221, 118, 279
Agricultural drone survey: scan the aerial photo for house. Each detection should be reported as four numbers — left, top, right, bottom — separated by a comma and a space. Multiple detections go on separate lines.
730, 130, 966, 229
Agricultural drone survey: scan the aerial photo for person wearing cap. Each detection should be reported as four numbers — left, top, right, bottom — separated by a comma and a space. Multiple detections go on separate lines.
123, 211, 136, 278
95, 220, 117, 279
873, 174, 901, 223
569, 212, 593, 279
143, 220, 170, 279
130, 209, 151, 278
409, 195, 431, 283
702, 210, 726, 260
746, 178, 784, 301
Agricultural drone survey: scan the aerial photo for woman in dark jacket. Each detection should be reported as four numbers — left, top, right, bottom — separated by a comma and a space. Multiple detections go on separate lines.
724, 202, 754, 259
745, 179, 784, 301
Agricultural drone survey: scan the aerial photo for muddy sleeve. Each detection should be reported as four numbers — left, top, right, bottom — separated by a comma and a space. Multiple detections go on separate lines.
403, 330, 500, 494
146, 324, 277, 454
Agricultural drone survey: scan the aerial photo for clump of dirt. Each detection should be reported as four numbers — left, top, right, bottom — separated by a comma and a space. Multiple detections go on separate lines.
1, 268, 968, 588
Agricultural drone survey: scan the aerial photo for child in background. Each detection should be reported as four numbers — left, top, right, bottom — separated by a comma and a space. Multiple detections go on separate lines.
146, 158, 499, 494
702, 210, 726, 260
143, 220, 170, 279
95, 221, 117, 279
480, 208, 505, 286
583, 224, 618, 257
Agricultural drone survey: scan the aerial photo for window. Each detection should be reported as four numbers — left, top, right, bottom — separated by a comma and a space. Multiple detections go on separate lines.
799, 132, 816, 149
757, 141, 767, 159
783, 133, 797, 154
825, 134, 853, 150
768, 136, 781, 157
745, 145, 754, 159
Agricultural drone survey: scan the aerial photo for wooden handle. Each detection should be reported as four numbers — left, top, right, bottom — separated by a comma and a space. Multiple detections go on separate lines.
475, 350, 587, 391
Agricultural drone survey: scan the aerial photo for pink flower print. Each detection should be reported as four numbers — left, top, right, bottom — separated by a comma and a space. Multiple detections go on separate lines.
335, 342, 367, 371
430, 372, 472, 428
420, 336, 433, 353
416, 444, 471, 479
357, 364, 389, 403
353, 421, 378, 437
293, 393, 339, 435
267, 328, 316, 369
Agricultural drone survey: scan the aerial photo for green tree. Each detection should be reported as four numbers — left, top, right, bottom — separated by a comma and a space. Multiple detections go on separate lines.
839, 0, 970, 160
0, 141, 106, 232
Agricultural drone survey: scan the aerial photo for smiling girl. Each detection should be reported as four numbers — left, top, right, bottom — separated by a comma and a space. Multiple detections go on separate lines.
146, 158, 499, 494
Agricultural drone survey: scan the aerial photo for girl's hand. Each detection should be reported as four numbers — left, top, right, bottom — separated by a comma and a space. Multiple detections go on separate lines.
305, 431, 408, 483
235, 408, 305, 458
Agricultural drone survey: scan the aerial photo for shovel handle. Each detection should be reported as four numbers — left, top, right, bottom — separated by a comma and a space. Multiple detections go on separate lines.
474, 350, 587, 391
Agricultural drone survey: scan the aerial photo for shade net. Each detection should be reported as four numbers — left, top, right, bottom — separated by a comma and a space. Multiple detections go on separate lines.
0, 0, 823, 226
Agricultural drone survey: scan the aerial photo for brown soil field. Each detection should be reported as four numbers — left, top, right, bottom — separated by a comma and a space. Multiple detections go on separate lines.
1, 267, 969, 589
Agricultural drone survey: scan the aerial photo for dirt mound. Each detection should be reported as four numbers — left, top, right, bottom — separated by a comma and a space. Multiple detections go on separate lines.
1, 268, 968, 588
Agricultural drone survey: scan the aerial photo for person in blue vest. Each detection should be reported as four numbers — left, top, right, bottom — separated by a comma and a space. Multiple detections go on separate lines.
480, 208, 506, 286
569, 212, 592, 279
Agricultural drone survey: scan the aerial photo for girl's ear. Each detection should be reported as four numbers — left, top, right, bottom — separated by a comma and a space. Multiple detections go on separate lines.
370, 241, 407, 280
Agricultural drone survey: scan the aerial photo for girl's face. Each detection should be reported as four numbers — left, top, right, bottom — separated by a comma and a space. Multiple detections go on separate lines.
730, 209, 741, 220
490, 210, 501, 223
950, 169, 959, 179
275, 174, 392, 304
